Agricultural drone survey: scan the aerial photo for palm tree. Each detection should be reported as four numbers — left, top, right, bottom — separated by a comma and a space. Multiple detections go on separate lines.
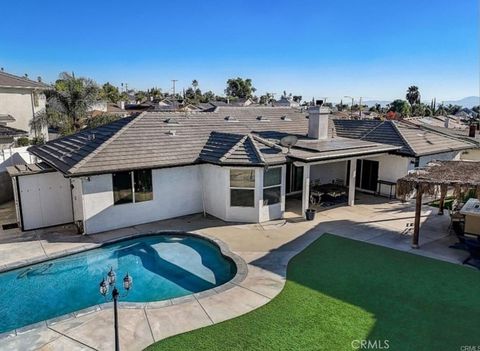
35, 72, 99, 134
192, 80, 199, 91
406, 86, 421, 107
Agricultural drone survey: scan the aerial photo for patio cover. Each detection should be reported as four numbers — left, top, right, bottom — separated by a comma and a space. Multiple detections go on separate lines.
397, 160, 480, 248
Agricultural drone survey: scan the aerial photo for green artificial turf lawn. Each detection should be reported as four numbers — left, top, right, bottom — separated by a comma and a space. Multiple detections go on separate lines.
145, 234, 480, 351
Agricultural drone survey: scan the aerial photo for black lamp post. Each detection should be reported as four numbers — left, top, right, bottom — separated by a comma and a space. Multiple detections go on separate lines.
99, 267, 133, 351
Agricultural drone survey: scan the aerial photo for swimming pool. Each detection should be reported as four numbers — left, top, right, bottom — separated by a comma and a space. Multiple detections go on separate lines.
0, 234, 237, 334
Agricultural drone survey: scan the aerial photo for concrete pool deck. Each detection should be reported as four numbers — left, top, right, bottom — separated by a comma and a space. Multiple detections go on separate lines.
0, 194, 472, 350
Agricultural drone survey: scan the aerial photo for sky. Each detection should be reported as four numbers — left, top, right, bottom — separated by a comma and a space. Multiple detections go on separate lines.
0, 0, 478, 102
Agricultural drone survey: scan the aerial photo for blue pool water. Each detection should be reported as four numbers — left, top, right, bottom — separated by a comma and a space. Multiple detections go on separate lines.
0, 234, 236, 333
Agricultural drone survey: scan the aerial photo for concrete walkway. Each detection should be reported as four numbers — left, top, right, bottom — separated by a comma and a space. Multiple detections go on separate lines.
0, 195, 472, 350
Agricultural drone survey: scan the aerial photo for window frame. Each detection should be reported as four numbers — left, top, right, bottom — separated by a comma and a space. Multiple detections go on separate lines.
262, 167, 282, 206
112, 169, 153, 205
229, 168, 256, 208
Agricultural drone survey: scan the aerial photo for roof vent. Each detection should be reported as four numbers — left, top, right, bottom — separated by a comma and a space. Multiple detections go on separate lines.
224, 116, 238, 122
281, 115, 291, 121
87, 133, 96, 141
167, 130, 176, 136
164, 118, 180, 124
257, 116, 270, 121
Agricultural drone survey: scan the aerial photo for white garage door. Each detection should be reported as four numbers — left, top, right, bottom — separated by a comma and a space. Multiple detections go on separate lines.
18, 172, 74, 230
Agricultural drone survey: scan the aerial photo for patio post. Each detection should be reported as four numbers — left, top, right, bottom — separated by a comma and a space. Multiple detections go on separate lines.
438, 184, 447, 215
302, 164, 311, 218
412, 183, 423, 249
348, 158, 357, 206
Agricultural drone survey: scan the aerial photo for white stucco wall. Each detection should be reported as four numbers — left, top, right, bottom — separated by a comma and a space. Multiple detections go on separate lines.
418, 150, 463, 167
201, 164, 285, 223
0, 87, 47, 139
461, 148, 480, 161
201, 164, 228, 221
81, 165, 203, 234
361, 154, 410, 196
70, 177, 84, 222
310, 161, 347, 184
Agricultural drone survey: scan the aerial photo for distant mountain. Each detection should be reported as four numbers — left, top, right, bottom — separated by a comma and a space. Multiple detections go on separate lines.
362, 96, 479, 109
442, 96, 479, 109
363, 100, 391, 107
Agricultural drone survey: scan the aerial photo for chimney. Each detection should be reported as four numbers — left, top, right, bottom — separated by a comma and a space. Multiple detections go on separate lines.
444, 117, 449, 128
469, 125, 476, 138
119, 101, 125, 110
308, 101, 329, 140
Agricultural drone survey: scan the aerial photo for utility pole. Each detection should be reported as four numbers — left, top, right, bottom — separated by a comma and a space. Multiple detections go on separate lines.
171, 80, 178, 110
359, 97, 363, 119
345, 96, 354, 118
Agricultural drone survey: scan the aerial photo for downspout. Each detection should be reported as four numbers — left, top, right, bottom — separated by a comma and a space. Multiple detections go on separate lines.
30, 90, 37, 139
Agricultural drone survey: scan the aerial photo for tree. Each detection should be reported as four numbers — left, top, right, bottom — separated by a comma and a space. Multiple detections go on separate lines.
292, 96, 302, 103
200, 90, 215, 103
388, 99, 410, 118
436, 104, 447, 116
148, 87, 162, 100
31, 72, 99, 135
259, 93, 274, 105
85, 113, 120, 129
134, 91, 147, 103
369, 103, 382, 113
445, 104, 462, 115
225, 78, 256, 99
406, 86, 421, 107
192, 80, 199, 91
99, 82, 120, 103
411, 103, 427, 116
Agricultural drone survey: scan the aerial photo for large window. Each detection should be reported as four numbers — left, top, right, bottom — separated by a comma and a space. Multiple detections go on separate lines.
263, 167, 282, 205
113, 170, 153, 205
230, 169, 255, 207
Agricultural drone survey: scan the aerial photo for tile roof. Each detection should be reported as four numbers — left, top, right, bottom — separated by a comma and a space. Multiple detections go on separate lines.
0, 71, 50, 89
333, 119, 474, 157
0, 114, 15, 123
200, 132, 286, 166
0, 125, 28, 137
29, 107, 398, 176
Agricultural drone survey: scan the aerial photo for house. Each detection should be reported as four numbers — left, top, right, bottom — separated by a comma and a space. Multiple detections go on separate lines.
333, 119, 476, 194
0, 70, 50, 141
9, 106, 401, 233
274, 95, 300, 108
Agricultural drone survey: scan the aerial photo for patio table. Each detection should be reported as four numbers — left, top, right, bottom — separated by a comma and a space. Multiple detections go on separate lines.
312, 184, 347, 198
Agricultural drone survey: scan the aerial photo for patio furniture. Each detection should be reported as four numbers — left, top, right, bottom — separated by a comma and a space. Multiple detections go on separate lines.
375, 180, 397, 199
459, 198, 480, 236
313, 183, 347, 198
449, 209, 465, 236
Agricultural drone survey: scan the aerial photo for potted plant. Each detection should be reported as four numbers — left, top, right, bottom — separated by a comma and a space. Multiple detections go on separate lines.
305, 208, 316, 221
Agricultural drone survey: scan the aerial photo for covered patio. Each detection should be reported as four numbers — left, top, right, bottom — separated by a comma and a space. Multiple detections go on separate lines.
397, 160, 480, 267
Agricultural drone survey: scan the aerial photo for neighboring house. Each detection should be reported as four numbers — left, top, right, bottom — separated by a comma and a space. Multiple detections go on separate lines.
333, 119, 476, 194
0, 125, 28, 148
0, 70, 50, 140
11, 106, 399, 233
274, 95, 300, 108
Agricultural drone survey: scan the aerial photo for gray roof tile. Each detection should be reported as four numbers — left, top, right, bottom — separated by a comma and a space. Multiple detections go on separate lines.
0, 71, 50, 89
30, 107, 398, 175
